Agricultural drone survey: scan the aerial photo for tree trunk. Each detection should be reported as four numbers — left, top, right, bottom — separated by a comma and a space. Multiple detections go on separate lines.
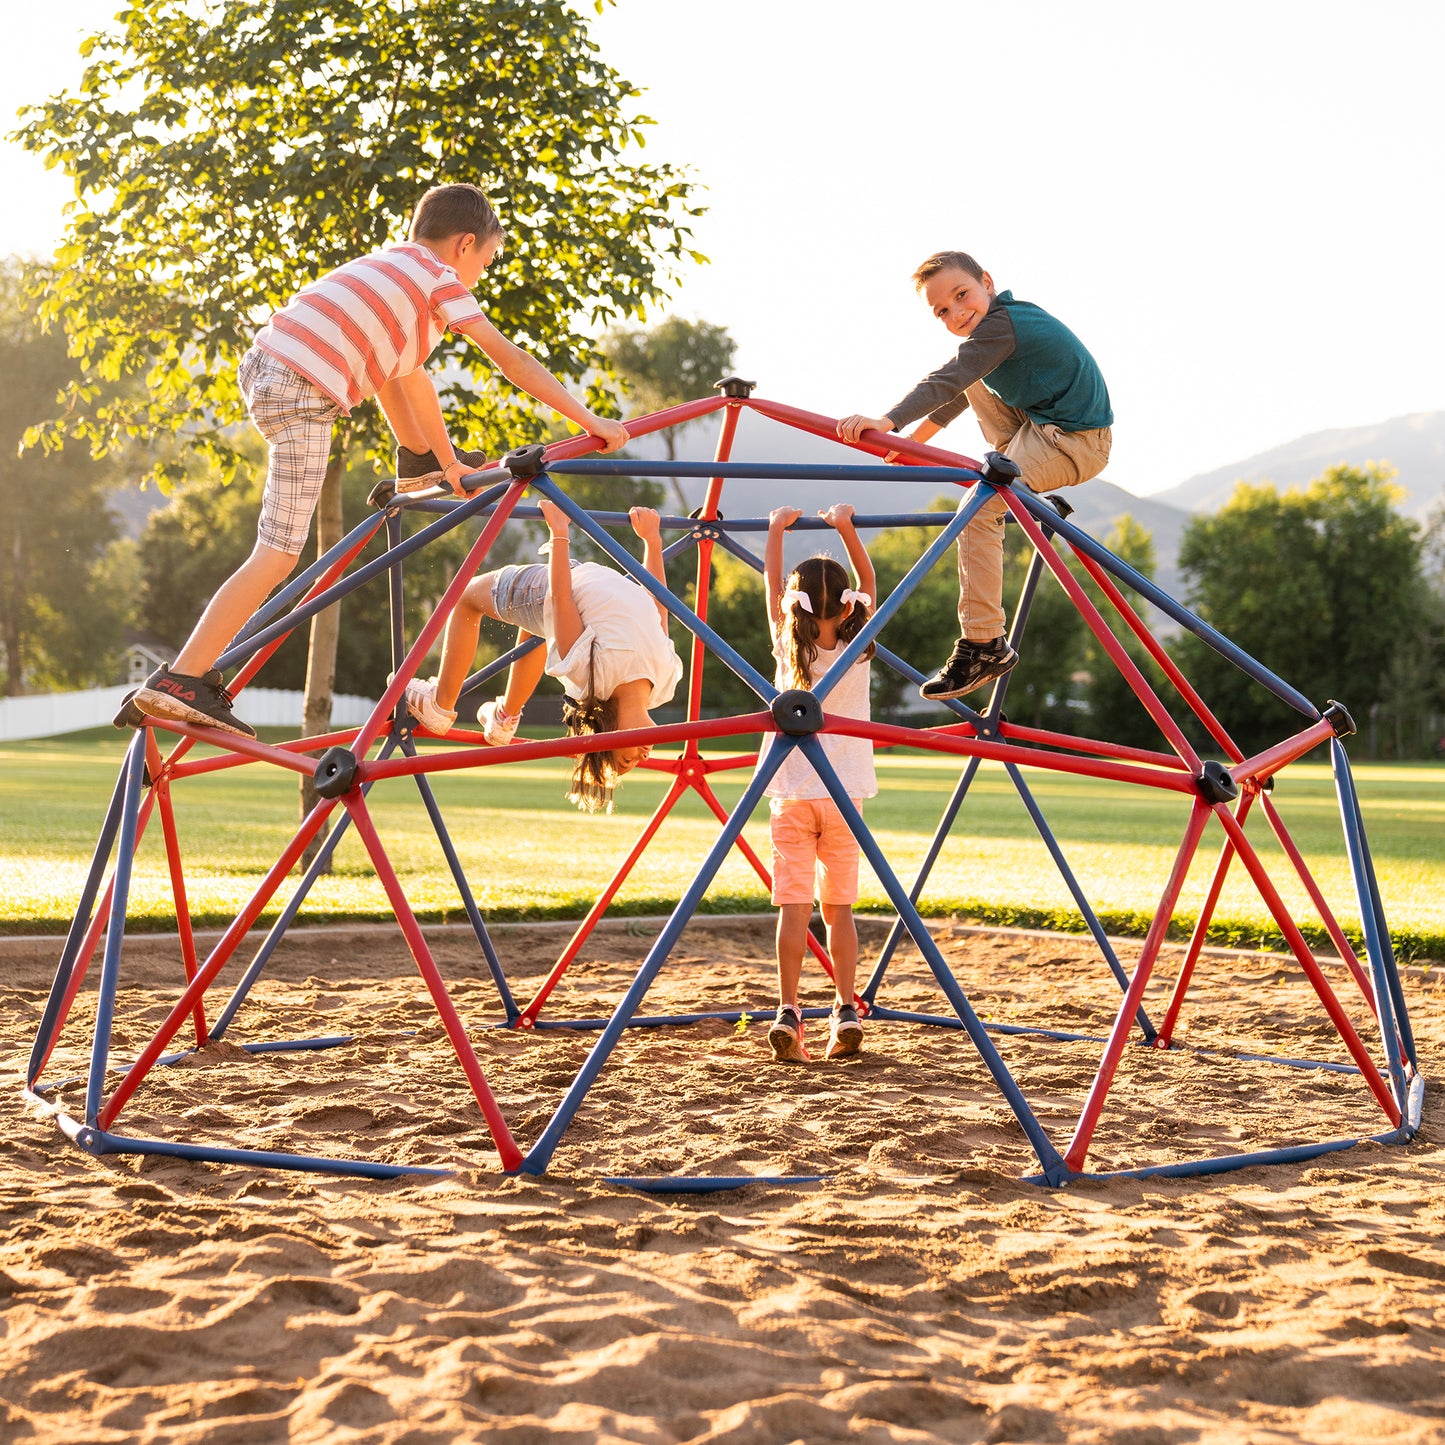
299, 430, 349, 870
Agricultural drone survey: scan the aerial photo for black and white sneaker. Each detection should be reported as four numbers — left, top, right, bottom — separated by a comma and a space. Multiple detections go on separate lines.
919, 635, 1018, 701
132, 667, 256, 739
826, 1001, 864, 1059
768, 1004, 808, 1064
395, 444, 487, 493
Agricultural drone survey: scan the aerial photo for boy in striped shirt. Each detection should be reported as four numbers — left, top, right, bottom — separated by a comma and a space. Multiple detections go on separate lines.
127, 183, 628, 738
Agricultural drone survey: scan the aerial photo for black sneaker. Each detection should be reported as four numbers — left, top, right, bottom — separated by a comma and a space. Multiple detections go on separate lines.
826, 1001, 864, 1059
132, 667, 256, 739
919, 635, 1018, 700
768, 1004, 808, 1064
395, 444, 487, 493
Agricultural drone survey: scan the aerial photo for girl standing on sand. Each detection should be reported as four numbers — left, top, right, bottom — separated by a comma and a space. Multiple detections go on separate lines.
759, 503, 878, 1063
406, 500, 682, 814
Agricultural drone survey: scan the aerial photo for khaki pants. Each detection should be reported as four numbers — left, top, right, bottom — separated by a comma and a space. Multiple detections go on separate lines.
955, 382, 1112, 640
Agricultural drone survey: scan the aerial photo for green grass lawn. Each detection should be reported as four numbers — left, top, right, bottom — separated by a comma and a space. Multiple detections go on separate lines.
2, 729, 1443, 957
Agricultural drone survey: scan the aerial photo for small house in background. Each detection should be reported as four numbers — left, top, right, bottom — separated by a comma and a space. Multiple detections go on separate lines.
122, 630, 176, 688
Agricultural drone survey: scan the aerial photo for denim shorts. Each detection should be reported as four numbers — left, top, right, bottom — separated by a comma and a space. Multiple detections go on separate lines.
490, 563, 550, 635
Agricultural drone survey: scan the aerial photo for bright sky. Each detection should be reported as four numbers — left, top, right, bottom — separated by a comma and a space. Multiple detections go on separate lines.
3, 1, 1442, 496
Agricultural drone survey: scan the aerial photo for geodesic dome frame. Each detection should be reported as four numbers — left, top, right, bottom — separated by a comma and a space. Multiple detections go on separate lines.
24, 382, 1423, 1191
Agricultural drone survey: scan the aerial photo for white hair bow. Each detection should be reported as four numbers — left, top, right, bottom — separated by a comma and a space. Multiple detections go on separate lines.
841, 589, 872, 609
780, 588, 814, 614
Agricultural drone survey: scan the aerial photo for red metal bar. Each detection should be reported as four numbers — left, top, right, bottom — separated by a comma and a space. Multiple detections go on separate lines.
685, 402, 744, 729
98, 796, 342, 1129
832, 715, 1201, 795
1065, 797, 1212, 1171
1231, 718, 1336, 787
363, 712, 777, 781
143, 721, 324, 778
519, 774, 692, 1025
344, 481, 530, 761
344, 792, 523, 1170
742, 395, 984, 472
1153, 790, 1259, 1047
150, 727, 208, 1051
1259, 791, 1375, 1008
1212, 805, 1399, 1124
167, 729, 364, 781
1069, 545, 1244, 764
989, 721, 1188, 771
1008, 500, 1204, 775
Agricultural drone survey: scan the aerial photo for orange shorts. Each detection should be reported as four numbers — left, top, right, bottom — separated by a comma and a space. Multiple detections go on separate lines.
768, 797, 861, 906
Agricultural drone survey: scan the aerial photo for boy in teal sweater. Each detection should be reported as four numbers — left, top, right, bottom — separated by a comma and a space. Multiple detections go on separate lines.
839, 250, 1113, 699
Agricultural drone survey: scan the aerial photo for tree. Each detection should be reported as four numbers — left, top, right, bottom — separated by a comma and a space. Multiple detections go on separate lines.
0, 259, 121, 694
601, 318, 737, 510
1174, 466, 1426, 752
16, 0, 701, 847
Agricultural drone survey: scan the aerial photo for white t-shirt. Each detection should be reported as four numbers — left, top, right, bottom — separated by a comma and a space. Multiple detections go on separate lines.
763, 639, 877, 801
544, 562, 683, 707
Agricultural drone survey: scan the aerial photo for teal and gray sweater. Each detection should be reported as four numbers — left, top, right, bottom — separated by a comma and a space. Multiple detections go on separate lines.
886, 290, 1113, 434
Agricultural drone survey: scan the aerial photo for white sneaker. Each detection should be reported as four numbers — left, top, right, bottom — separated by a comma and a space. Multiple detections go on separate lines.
404, 677, 457, 735
478, 698, 520, 746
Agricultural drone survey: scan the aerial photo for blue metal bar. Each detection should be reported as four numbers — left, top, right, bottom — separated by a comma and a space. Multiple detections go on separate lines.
218, 485, 502, 671
403, 734, 519, 1022
231, 511, 387, 650
795, 733, 1069, 1182
1002, 761, 1151, 1036
386, 510, 406, 674
396, 501, 959, 533
813, 489, 991, 704
860, 755, 984, 1004
28, 757, 130, 1086
705, 526, 985, 730
527, 1005, 832, 1031
1332, 740, 1415, 1089
84, 733, 147, 1127
58, 1114, 453, 1181
528, 472, 778, 703
549, 458, 985, 485
212, 732, 405, 1039
520, 736, 797, 1174
1008, 486, 1320, 719
866, 1004, 1109, 1045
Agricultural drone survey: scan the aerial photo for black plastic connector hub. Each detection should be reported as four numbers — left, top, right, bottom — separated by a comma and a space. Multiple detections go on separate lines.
313, 747, 359, 799
714, 375, 757, 399
979, 450, 1022, 487
1323, 700, 1356, 738
368, 478, 397, 510
1196, 759, 1239, 805
771, 689, 824, 736
1047, 494, 1074, 520
502, 443, 547, 479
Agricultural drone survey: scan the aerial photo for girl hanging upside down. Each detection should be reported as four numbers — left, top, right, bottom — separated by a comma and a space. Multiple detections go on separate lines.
405, 500, 683, 813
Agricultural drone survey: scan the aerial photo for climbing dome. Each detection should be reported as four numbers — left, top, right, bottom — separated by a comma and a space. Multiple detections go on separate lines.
24, 382, 1423, 1190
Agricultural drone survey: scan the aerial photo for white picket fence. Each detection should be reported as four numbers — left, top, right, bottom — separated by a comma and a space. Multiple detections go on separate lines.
0, 686, 378, 742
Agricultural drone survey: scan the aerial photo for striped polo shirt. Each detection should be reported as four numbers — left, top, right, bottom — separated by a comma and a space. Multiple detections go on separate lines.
252, 242, 486, 412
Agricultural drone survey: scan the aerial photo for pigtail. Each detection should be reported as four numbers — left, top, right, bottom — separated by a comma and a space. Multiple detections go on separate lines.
780, 556, 874, 689
563, 641, 621, 813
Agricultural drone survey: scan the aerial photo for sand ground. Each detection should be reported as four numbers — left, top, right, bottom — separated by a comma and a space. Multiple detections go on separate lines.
2, 916, 1442, 1444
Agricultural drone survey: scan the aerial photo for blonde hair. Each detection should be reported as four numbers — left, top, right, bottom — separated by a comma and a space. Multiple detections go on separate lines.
561, 643, 623, 814
778, 555, 875, 691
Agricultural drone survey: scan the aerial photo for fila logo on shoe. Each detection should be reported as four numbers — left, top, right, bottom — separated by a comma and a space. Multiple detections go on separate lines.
158, 678, 197, 702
